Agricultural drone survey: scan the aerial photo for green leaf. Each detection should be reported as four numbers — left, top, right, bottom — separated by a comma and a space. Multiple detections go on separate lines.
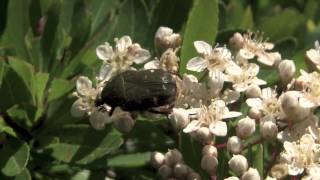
47, 78, 74, 102
3, 0, 30, 60
0, 58, 6, 87
0, 138, 30, 177
179, 0, 219, 75
252, 144, 263, 177
43, 125, 123, 164
34, 72, 49, 106
0, 116, 17, 137
13, 169, 31, 180
8, 57, 35, 103
107, 152, 151, 168
240, 6, 253, 29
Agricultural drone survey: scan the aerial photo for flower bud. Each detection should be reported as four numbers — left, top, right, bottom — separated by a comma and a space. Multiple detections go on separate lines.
236, 117, 256, 139
228, 154, 248, 176
187, 172, 201, 180
71, 99, 86, 117
169, 108, 190, 130
151, 152, 165, 168
261, 121, 278, 140
159, 49, 180, 73
173, 163, 188, 178
164, 149, 183, 167
158, 164, 172, 179
202, 145, 218, 157
227, 136, 242, 154
224, 177, 239, 180
229, 32, 244, 49
154, 27, 181, 54
270, 164, 288, 179
201, 155, 218, 175
248, 108, 261, 120
280, 91, 311, 122
112, 107, 135, 133
245, 84, 261, 98
89, 109, 110, 130
195, 127, 213, 143
241, 168, 261, 180
278, 60, 296, 85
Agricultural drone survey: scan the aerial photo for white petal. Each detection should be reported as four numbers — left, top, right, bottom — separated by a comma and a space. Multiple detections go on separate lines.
299, 97, 316, 108
186, 57, 208, 72
133, 49, 151, 64
209, 121, 227, 136
239, 48, 255, 59
226, 62, 242, 76
252, 78, 267, 86
262, 42, 274, 50
222, 89, 240, 104
223, 111, 242, 119
247, 63, 260, 76
116, 36, 132, 53
257, 53, 276, 66
144, 60, 160, 69
76, 76, 93, 96
288, 164, 304, 176
246, 98, 263, 109
97, 64, 113, 81
70, 99, 86, 117
183, 120, 201, 133
96, 43, 114, 61
261, 87, 273, 99
306, 49, 320, 64
194, 41, 212, 55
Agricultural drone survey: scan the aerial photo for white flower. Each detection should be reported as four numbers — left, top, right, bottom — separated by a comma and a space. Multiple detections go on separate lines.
280, 134, 320, 176
226, 63, 266, 92
246, 87, 283, 122
296, 70, 320, 108
187, 41, 233, 72
305, 41, 320, 70
144, 48, 180, 73
236, 32, 280, 66
175, 74, 207, 108
96, 36, 150, 81
183, 100, 241, 136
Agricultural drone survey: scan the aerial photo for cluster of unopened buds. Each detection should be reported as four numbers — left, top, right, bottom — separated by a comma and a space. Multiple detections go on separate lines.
71, 26, 320, 179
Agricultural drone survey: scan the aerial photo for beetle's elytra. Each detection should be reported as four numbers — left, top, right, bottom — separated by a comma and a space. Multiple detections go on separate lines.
98, 69, 177, 111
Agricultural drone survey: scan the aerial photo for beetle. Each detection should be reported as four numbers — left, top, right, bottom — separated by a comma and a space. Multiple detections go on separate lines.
96, 69, 177, 112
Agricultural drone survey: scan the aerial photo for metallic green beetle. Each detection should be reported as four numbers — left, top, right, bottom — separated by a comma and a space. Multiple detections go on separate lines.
97, 69, 177, 111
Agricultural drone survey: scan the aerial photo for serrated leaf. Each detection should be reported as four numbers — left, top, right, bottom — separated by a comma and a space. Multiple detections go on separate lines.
48, 78, 74, 102
180, 0, 219, 75
107, 152, 151, 168
43, 125, 123, 164
0, 138, 30, 177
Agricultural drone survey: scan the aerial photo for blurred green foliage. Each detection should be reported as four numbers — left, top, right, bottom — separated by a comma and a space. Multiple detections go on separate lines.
0, 0, 320, 179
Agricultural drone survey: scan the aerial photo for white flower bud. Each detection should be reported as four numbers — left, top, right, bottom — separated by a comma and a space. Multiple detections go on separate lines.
224, 177, 239, 180
202, 145, 218, 157
169, 108, 190, 130
280, 91, 311, 122
151, 152, 165, 168
158, 164, 172, 179
248, 108, 261, 120
112, 108, 135, 133
195, 127, 213, 143
261, 121, 278, 140
159, 49, 180, 73
241, 168, 261, 180
173, 163, 188, 178
227, 136, 242, 154
229, 32, 244, 49
201, 155, 218, 175
278, 60, 296, 84
71, 99, 86, 117
270, 164, 288, 179
245, 84, 261, 98
164, 149, 183, 167
187, 172, 201, 180
228, 154, 248, 176
154, 26, 181, 53
89, 109, 110, 130
236, 117, 256, 139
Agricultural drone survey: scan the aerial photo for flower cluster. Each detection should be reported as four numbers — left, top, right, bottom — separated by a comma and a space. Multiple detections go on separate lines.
71, 26, 320, 179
